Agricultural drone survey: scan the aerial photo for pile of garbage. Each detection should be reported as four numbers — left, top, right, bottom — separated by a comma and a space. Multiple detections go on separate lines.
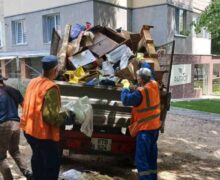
52, 23, 162, 87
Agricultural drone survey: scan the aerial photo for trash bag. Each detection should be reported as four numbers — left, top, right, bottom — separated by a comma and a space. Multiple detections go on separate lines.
106, 45, 133, 67
70, 24, 86, 40
102, 61, 115, 76
119, 46, 133, 70
63, 96, 93, 137
61, 169, 82, 180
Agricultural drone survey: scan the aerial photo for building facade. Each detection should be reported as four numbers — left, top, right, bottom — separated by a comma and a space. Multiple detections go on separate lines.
0, 0, 218, 98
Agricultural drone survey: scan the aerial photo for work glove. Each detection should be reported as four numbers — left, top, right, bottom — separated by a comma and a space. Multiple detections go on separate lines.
64, 110, 75, 125
121, 79, 130, 89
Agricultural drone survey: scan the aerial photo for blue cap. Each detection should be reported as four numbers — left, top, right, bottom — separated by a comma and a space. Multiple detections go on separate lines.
141, 62, 151, 70
41, 55, 58, 70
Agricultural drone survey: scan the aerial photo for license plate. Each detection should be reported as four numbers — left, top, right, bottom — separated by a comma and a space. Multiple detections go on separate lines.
91, 138, 112, 152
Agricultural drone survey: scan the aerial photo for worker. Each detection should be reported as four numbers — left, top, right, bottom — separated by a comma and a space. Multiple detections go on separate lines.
121, 67, 161, 180
20, 55, 75, 180
0, 75, 32, 180
140, 61, 155, 80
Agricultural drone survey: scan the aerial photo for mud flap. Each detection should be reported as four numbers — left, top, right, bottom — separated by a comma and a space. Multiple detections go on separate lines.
160, 91, 171, 133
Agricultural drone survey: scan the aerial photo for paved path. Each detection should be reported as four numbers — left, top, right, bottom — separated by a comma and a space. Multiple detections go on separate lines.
169, 107, 220, 122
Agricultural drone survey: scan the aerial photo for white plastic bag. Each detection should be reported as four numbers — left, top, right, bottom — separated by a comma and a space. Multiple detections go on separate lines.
106, 45, 133, 67
120, 46, 133, 69
61, 169, 82, 180
102, 61, 115, 76
64, 100, 85, 123
80, 106, 93, 137
63, 96, 93, 137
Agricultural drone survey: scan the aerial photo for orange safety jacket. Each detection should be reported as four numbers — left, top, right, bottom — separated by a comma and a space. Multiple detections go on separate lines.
20, 77, 61, 142
129, 80, 161, 137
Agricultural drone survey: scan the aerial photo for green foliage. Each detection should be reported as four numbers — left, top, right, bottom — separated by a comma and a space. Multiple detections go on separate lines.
180, 30, 191, 36
213, 83, 220, 95
212, 38, 220, 54
194, 80, 203, 88
195, 0, 220, 39
171, 99, 220, 114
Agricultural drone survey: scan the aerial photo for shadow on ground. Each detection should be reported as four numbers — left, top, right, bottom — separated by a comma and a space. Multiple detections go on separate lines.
158, 151, 220, 180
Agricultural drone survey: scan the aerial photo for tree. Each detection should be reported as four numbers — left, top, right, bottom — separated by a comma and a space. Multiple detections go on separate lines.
195, 0, 220, 39
195, 0, 220, 54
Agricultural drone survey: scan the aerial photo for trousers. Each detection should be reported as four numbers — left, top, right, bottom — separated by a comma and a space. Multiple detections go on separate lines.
0, 121, 29, 180
24, 133, 60, 180
135, 130, 159, 180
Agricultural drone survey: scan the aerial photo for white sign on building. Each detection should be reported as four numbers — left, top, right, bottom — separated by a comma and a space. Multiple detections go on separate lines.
170, 64, 192, 86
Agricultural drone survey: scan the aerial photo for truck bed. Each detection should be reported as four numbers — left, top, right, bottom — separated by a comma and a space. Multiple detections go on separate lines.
58, 81, 135, 155
58, 81, 132, 128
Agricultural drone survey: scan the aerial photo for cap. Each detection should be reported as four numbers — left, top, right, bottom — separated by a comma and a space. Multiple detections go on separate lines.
137, 68, 152, 78
41, 55, 58, 70
0, 75, 8, 81
141, 62, 151, 70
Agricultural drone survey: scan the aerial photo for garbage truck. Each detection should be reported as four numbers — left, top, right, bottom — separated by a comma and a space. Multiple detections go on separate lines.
51, 24, 175, 158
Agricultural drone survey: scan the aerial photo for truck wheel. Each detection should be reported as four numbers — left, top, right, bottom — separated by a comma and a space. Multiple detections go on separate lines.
127, 156, 135, 167
117, 156, 135, 167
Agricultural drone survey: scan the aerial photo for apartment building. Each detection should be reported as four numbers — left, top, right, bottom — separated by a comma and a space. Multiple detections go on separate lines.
0, 1, 4, 49
0, 0, 218, 98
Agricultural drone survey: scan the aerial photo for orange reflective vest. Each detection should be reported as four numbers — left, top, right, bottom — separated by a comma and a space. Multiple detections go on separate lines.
20, 77, 61, 142
129, 80, 161, 137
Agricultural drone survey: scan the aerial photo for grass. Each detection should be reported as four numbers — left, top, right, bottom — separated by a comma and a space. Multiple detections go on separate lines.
194, 80, 220, 96
213, 83, 220, 95
171, 99, 220, 114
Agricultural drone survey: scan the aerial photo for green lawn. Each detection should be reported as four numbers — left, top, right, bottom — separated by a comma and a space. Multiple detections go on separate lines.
213, 83, 220, 95
171, 99, 220, 114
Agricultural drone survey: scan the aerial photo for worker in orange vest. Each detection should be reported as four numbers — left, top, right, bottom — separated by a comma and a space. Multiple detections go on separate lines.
121, 67, 160, 180
20, 55, 75, 180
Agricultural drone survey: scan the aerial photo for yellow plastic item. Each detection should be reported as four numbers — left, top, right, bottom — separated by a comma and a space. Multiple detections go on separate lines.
64, 67, 86, 84
137, 53, 144, 61
121, 79, 130, 89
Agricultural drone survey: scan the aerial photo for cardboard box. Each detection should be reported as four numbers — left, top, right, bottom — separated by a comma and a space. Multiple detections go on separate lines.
89, 32, 118, 57
69, 49, 96, 69
115, 58, 139, 81
88, 26, 127, 58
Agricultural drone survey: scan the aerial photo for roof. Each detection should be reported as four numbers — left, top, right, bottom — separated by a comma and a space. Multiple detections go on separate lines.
0, 50, 50, 60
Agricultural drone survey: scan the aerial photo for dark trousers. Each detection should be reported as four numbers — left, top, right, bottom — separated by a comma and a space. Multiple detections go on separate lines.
135, 130, 159, 180
24, 133, 60, 180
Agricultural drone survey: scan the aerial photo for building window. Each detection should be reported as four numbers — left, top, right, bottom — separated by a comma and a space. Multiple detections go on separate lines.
175, 8, 186, 35
0, 22, 3, 47
43, 14, 60, 43
12, 20, 27, 45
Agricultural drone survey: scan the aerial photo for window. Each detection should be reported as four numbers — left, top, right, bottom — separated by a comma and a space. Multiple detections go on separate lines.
43, 14, 60, 43
175, 8, 186, 35
12, 20, 27, 45
0, 22, 3, 47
